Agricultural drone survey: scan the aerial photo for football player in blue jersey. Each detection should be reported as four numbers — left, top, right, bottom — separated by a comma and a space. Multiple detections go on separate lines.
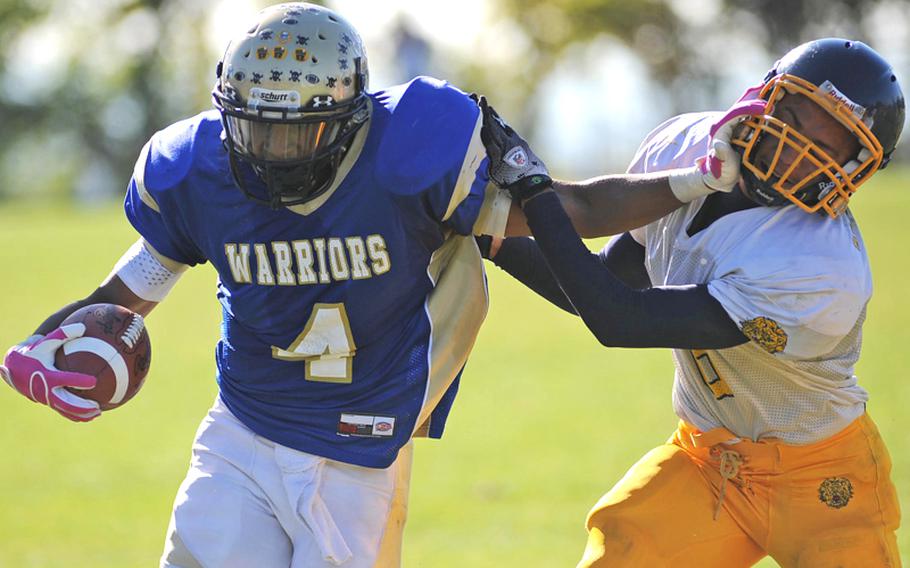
0, 3, 751, 566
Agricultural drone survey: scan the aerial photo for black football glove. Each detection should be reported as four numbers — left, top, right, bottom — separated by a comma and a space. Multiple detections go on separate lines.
471, 94, 552, 203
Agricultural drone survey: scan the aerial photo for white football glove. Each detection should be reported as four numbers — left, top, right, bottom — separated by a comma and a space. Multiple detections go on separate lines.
667, 98, 767, 203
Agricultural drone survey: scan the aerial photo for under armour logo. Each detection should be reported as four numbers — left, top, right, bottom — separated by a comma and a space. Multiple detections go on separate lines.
311, 96, 335, 108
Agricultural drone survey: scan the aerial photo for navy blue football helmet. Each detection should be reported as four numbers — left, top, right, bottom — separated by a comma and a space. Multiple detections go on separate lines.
731, 38, 905, 217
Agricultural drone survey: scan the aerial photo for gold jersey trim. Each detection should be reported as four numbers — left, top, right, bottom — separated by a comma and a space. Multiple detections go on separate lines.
442, 112, 485, 223
414, 235, 488, 434
134, 140, 161, 213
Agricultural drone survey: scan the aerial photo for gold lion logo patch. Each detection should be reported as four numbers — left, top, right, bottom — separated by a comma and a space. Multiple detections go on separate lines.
740, 317, 788, 354
818, 477, 853, 509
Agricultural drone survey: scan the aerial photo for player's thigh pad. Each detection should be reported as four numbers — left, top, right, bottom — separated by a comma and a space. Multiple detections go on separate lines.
160, 399, 293, 568
274, 443, 402, 568
580, 443, 764, 568
766, 414, 901, 567
162, 397, 407, 568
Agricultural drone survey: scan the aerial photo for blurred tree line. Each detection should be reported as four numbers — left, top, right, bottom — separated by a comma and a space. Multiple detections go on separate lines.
0, 0, 906, 202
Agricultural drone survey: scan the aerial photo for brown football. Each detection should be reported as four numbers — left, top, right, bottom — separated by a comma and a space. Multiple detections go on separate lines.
54, 303, 152, 411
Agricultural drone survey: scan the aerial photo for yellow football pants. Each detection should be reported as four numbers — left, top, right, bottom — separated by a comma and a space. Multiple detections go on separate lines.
579, 414, 901, 567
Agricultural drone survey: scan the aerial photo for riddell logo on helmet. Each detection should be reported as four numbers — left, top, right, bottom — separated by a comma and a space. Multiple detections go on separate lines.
819, 81, 867, 120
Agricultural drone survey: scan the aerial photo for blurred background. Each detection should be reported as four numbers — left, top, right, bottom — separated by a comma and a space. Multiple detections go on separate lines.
1, 1, 909, 566
1, 0, 909, 202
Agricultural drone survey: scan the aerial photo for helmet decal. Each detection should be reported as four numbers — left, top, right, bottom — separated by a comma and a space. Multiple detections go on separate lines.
249, 88, 300, 108
212, 2, 371, 209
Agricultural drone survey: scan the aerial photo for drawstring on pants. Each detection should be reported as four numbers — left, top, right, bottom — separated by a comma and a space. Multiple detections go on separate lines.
713, 449, 743, 520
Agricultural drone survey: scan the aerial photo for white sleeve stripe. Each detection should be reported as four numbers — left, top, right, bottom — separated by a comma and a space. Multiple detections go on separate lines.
442, 113, 485, 223
133, 140, 160, 213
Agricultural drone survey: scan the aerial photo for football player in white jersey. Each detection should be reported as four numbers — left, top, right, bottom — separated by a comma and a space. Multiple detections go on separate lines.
479, 38, 904, 567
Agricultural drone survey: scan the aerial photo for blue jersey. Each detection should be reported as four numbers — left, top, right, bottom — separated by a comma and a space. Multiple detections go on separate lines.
125, 77, 493, 468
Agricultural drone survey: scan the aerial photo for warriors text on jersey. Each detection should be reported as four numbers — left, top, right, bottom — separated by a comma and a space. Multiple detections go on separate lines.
125, 77, 508, 467
628, 112, 871, 444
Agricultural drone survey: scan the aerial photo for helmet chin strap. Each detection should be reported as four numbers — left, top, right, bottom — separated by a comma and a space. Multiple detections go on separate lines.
739, 170, 790, 208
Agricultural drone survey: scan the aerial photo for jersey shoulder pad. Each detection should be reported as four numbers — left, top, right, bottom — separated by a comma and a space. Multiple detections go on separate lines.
140, 110, 223, 196
720, 206, 872, 303
373, 76, 480, 196
628, 112, 712, 173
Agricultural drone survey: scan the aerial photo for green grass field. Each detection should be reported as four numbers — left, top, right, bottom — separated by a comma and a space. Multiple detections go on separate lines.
1, 172, 908, 567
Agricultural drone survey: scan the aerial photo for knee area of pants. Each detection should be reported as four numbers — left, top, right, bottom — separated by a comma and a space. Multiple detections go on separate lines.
788, 531, 899, 568
582, 518, 654, 566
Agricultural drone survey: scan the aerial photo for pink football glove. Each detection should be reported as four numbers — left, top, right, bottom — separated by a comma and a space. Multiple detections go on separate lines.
0, 324, 101, 422
668, 97, 768, 202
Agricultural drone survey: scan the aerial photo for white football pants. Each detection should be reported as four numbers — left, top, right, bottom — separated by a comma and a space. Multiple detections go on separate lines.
160, 396, 412, 568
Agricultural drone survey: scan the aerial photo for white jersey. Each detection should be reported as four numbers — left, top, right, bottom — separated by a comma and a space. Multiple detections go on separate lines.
628, 112, 871, 444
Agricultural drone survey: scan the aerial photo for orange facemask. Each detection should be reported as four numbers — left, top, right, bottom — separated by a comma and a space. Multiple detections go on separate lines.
731, 74, 883, 218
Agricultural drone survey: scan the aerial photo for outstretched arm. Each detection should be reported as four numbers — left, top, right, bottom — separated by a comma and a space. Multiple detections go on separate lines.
518, 191, 747, 348
479, 231, 651, 315
489, 197, 748, 348
505, 174, 684, 238
491, 97, 767, 238
477, 97, 756, 348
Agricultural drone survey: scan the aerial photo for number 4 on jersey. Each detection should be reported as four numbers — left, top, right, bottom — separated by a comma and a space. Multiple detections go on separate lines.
272, 303, 357, 383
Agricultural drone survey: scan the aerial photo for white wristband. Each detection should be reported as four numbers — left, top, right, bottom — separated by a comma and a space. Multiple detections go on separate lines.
667, 166, 714, 203
106, 240, 186, 302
